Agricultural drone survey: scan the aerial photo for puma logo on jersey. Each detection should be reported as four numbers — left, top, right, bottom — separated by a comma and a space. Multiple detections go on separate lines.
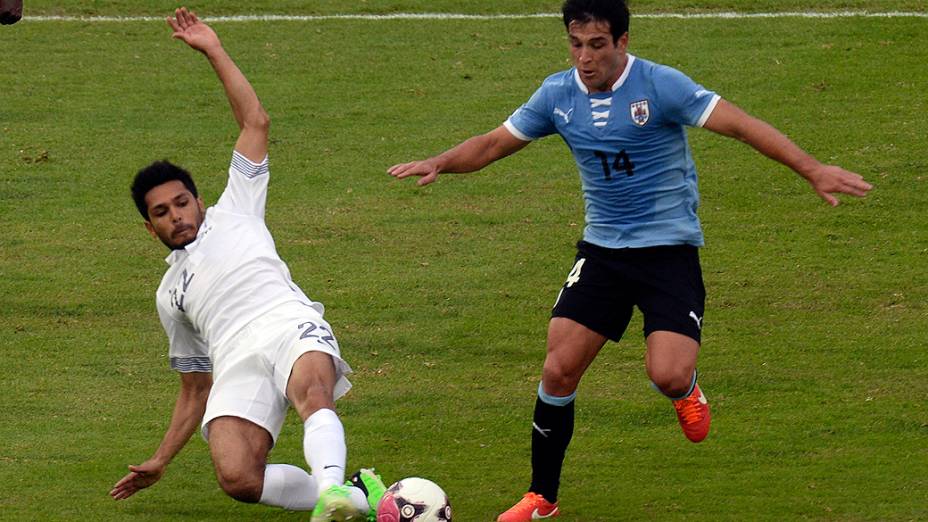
553, 107, 573, 124
689, 311, 703, 330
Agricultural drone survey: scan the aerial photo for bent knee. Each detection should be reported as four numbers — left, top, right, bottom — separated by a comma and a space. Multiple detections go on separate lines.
216, 470, 263, 503
542, 360, 581, 395
648, 367, 695, 397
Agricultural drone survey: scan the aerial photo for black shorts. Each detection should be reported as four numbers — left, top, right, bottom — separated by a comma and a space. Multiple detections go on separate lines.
551, 241, 706, 343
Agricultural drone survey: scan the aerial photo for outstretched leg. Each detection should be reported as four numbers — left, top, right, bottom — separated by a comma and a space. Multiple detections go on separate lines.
533, 317, 608, 501
287, 351, 368, 520
498, 317, 607, 522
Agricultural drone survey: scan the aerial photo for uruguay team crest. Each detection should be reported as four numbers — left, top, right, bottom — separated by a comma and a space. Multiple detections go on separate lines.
630, 100, 650, 126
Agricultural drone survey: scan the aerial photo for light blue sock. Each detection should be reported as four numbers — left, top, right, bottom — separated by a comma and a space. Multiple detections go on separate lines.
651, 369, 697, 400
537, 381, 576, 406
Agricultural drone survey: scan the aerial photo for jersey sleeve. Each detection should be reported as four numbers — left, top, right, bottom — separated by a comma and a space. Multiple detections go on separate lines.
504, 83, 557, 141
214, 150, 270, 218
157, 301, 211, 373
653, 65, 721, 128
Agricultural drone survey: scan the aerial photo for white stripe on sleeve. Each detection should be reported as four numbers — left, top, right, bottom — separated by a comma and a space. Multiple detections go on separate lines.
696, 94, 722, 128
503, 119, 534, 142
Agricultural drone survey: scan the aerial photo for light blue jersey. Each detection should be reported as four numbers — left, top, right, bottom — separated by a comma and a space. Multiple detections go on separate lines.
504, 55, 720, 248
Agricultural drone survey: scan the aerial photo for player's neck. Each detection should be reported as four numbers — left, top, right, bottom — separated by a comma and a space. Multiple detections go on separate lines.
587, 55, 628, 94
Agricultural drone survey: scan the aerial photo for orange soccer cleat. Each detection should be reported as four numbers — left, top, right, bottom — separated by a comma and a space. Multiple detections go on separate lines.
497, 492, 559, 522
673, 383, 711, 442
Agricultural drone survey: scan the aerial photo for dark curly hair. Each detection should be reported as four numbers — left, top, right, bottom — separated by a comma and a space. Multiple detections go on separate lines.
130, 161, 199, 221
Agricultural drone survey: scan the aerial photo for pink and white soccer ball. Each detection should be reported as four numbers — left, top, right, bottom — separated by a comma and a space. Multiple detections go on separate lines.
376, 477, 452, 522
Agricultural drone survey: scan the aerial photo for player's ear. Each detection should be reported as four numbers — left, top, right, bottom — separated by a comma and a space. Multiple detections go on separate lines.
615, 32, 629, 51
144, 220, 158, 239
197, 197, 205, 214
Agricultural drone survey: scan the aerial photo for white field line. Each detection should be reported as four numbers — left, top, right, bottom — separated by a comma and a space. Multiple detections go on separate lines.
23, 11, 928, 23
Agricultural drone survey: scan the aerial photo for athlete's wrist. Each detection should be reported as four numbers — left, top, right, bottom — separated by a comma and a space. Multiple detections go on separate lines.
789, 152, 821, 180
149, 448, 177, 469
428, 156, 447, 175
148, 456, 170, 470
202, 43, 229, 63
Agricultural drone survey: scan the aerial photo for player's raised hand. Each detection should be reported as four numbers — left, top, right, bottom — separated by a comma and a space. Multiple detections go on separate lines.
167, 7, 221, 55
804, 164, 873, 207
387, 159, 441, 186
109, 459, 166, 500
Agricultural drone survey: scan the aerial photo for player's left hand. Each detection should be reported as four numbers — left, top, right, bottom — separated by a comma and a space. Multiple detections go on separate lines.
109, 459, 166, 500
166, 7, 221, 55
387, 159, 442, 186
804, 164, 872, 206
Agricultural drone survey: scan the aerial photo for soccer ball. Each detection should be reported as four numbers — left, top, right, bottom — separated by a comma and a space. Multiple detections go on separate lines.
376, 477, 452, 522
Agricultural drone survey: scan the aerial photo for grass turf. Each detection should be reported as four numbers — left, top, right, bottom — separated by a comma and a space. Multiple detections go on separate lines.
1, 2, 926, 520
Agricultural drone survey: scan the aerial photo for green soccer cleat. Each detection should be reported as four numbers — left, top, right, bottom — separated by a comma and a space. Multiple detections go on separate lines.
311, 484, 366, 522
346, 468, 387, 521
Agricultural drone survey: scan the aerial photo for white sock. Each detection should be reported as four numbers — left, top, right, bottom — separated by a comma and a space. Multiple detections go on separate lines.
348, 485, 371, 513
304, 408, 346, 492
258, 464, 318, 511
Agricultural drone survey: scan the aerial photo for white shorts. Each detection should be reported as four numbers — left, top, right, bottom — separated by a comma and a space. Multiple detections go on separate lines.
201, 302, 352, 444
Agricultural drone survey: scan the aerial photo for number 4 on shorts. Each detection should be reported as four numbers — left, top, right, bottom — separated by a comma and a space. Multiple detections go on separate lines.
565, 258, 586, 287
553, 258, 586, 309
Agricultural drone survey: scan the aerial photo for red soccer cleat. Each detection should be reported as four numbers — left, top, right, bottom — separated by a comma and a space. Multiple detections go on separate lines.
497, 492, 559, 522
673, 383, 711, 442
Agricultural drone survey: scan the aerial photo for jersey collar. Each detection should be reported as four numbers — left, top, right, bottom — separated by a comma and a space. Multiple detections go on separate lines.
165, 248, 186, 266
573, 54, 636, 95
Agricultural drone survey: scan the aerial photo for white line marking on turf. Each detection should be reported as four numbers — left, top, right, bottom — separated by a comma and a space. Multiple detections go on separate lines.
23, 11, 928, 22
638, 11, 928, 19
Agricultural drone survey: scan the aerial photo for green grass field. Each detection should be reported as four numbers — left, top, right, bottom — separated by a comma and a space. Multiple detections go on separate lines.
1, 1, 926, 520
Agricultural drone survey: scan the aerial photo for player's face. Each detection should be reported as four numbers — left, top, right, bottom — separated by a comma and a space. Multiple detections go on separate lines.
143, 180, 205, 250
567, 20, 628, 93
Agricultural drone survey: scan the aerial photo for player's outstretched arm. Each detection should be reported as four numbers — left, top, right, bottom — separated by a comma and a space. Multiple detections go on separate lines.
703, 99, 872, 206
388, 125, 530, 186
167, 7, 269, 163
110, 372, 212, 500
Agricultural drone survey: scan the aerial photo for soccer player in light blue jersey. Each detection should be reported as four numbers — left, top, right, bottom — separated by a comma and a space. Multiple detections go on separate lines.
388, 1, 872, 520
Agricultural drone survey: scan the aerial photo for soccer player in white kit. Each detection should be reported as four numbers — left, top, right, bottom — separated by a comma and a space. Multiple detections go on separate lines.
110, 8, 381, 521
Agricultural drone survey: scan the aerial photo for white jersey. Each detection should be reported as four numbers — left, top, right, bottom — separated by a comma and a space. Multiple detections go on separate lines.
155, 151, 323, 372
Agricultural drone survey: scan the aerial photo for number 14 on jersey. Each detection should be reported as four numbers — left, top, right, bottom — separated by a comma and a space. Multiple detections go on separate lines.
594, 149, 635, 180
